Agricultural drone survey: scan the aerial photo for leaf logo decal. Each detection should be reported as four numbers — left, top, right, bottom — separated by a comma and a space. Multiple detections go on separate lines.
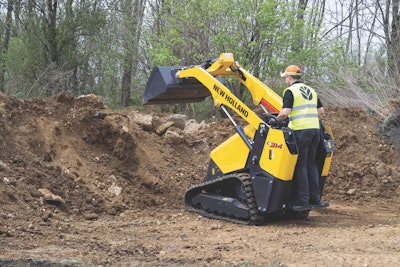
300, 86, 313, 100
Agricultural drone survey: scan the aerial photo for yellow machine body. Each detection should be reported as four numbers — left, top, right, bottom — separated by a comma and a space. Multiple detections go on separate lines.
210, 125, 298, 181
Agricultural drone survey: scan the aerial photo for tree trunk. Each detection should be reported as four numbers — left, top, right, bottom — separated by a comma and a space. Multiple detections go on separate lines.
292, 0, 308, 52
390, 0, 400, 85
121, 0, 146, 107
47, 0, 58, 65
121, 55, 133, 107
0, 0, 14, 93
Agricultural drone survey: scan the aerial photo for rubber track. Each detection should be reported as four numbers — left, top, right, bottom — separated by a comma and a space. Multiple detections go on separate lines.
184, 173, 263, 225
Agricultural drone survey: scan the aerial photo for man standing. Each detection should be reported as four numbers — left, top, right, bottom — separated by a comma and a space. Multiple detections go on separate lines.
277, 65, 328, 211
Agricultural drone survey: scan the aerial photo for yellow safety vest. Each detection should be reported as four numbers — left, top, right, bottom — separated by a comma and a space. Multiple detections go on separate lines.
285, 83, 320, 130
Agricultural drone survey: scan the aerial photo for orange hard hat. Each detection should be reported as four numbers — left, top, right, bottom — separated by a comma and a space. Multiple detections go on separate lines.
280, 65, 302, 77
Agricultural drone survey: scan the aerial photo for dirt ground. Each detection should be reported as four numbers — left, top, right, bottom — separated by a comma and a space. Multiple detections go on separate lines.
0, 92, 400, 267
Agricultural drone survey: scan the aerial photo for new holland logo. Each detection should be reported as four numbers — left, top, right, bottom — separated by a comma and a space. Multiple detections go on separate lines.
300, 86, 313, 100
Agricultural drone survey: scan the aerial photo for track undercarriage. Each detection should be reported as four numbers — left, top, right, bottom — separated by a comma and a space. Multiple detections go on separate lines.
184, 173, 263, 225
184, 172, 311, 225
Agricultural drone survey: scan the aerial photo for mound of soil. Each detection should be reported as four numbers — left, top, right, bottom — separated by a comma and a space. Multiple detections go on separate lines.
0, 92, 399, 266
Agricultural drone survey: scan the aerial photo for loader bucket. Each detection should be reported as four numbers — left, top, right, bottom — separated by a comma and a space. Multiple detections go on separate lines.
143, 66, 211, 105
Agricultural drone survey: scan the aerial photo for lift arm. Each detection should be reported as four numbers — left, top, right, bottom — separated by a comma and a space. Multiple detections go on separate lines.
196, 53, 282, 113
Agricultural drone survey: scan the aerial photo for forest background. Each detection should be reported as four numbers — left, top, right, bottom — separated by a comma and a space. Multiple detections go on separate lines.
0, 0, 399, 128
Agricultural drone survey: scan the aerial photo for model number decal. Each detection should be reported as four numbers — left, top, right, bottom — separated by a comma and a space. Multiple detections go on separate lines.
266, 142, 283, 149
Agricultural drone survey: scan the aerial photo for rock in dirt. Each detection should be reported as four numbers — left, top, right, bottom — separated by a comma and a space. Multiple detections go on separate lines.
131, 112, 154, 131
165, 114, 187, 130
156, 121, 175, 135
347, 188, 356, 195
38, 188, 66, 206
164, 129, 184, 144
184, 119, 202, 135
108, 183, 122, 196
83, 213, 99, 220
0, 160, 10, 172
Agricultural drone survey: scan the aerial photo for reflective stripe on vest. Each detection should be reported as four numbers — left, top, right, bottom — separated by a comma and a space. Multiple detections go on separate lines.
286, 83, 320, 130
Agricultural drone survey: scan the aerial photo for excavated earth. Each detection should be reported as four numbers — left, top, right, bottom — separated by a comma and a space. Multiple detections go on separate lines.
0, 92, 400, 267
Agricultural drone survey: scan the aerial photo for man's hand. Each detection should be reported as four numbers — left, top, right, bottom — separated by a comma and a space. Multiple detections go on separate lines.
277, 107, 291, 121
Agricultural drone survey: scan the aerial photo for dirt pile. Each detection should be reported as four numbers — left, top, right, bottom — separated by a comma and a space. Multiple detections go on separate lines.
0, 92, 212, 222
0, 92, 399, 266
324, 106, 400, 200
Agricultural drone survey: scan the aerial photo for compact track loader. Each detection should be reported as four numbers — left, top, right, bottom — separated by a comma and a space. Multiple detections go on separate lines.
143, 53, 334, 225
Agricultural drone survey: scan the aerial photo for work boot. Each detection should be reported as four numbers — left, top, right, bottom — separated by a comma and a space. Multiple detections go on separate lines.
291, 205, 311, 211
290, 201, 311, 211
309, 200, 329, 208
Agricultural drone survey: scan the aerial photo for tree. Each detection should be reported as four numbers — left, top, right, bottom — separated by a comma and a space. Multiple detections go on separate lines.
0, 0, 14, 93
121, 0, 146, 107
378, 0, 400, 85
0, 0, 396, 119
4, 0, 106, 97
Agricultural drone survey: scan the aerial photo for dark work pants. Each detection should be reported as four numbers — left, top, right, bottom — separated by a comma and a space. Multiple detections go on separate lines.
292, 128, 321, 205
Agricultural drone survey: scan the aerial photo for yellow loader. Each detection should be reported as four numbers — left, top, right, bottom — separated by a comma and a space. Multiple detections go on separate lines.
143, 53, 334, 225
